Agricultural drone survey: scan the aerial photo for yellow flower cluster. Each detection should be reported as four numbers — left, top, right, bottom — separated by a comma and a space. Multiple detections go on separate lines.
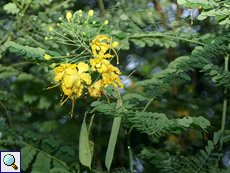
88, 35, 123, 99
47, 34, 123, 116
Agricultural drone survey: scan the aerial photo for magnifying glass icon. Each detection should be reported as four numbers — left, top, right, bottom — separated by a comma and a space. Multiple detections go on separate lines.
3, 154, 18, 170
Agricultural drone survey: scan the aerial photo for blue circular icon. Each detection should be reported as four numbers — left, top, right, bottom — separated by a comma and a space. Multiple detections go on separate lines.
3, 154, 15, 166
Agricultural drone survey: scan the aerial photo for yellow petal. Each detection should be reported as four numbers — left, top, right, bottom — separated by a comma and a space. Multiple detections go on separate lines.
63, 75, 75, 88
81, 73, 92, 85
61, 83, 72, 95
78, 62, 89, 74
54, 72, 64, 81
88, 80, 102, 98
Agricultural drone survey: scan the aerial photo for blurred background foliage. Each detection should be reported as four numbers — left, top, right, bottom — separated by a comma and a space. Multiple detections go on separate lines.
1, 0, 230, 172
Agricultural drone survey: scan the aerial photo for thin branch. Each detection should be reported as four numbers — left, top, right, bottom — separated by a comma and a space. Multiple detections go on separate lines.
0, 101, 12, 129
98, 0, 106, 18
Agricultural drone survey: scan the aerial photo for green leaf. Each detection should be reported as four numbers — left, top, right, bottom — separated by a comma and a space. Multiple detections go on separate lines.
120, 14, 128, 20
123, 93, 150, 101
210, 70, 218, 76
177, 0, 186, 5
178, 119, 190, 127
226, 165, 230, 172
3, 3, 20, 14
216, 15, 228, 21
201, 63, 213, 71
53, 159, 67, 169
203, 4, 214, 9
105, 116, 121, 171
200, 150, 208, 159
41, 138, 59, 154
50, 168, 70, 173
90, 101, 102, 107
55, 146, 75, 162
210, 153, 223, 157
38, 95, 52, 109
213, 132, 219, 145
197, 14, 207, 20
17, 73, 34, 82
172, 129, 181, 134
21, 146, 37, 171
105, 99, 122, 171
32, 152, 51, 173
4, 41, 46, 60
183, 116, 193, 124
53, 159, 68, 170
0, 71, 18, 79
130, 38, 146, 47
79, 113, 92, 169
23, 91, 38, 104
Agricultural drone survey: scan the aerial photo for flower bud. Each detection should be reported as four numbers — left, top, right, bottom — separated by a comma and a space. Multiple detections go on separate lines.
44, 54, 51, 60
112, 41, 119, 48
49, 27, 53, 31
88, 10, 94, 16
66, 12, 72, 22
51, 63, 56, 67
104, 20, 108, 25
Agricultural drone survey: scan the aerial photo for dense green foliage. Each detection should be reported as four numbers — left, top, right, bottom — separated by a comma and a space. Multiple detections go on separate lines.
1, 0, 230, 172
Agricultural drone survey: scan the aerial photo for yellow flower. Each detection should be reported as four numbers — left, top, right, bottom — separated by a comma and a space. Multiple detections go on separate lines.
47, 62, 91, 117
101, 64, 123, 89
66, 12, 72, 22
90, 35, 119, 65
88, 80, 103, 98
90, 58, 111, 73
44, 54, 51, 60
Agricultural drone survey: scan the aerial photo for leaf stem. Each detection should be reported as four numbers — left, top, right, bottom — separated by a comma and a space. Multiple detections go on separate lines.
220, 54, 229, 151
127, 127, 133, 173
12, 0, 22, 9
142, 97, 154, 112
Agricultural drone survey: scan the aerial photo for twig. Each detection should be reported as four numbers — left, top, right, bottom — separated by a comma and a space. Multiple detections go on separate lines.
0, 101, 12, 128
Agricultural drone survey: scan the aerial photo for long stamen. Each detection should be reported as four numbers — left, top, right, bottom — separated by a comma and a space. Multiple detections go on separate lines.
43, 80, 63, 90
60, 91, 74, 106
102, 91, 110, 104
70, 96, 75, 118
111, 47, 119, 65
